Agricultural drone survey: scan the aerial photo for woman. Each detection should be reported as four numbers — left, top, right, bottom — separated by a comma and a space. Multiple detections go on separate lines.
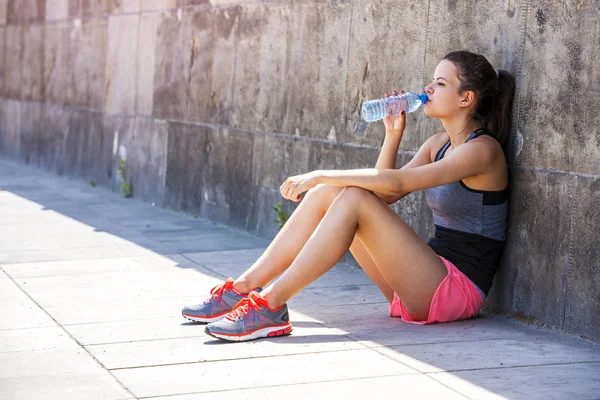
182, 50, 516, 342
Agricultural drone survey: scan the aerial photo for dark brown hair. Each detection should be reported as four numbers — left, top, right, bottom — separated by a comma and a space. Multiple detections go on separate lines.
443, 51, 516, 152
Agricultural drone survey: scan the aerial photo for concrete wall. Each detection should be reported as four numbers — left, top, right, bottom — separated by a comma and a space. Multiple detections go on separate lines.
0, 0, 598, 339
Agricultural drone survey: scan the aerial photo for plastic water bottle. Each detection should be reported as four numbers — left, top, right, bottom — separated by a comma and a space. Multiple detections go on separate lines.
361, 92, 429, 122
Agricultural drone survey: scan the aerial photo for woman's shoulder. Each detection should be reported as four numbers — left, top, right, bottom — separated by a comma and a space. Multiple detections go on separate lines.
424, 132, 451, 163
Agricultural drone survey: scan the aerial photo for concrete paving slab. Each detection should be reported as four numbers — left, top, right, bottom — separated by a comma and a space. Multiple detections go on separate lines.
431, 362, 600, 400
66, 317, 199, 345
150, 374, 467, 400
306, 303, 533, 346
0, 244, 170, 264
0, 280, 56, 330
0, 374, 134, 400
0, 347, 104, 379
67, 310, 321, 346
40, 296, 205, 325
183, 248, 374, 290
290, 283, 387, 307
375, 336, 600, 373
2, 255, 185, 279
86, 323, 364, 369
0, 326, 74, 353
14, 269, 223, 305
112, 349, 418, 398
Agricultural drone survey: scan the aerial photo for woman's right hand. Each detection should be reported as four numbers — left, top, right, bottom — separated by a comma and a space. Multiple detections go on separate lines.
382, 89, 406, 139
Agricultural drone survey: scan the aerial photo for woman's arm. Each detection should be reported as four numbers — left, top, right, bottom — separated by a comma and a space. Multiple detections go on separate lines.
314, 139, 496, 198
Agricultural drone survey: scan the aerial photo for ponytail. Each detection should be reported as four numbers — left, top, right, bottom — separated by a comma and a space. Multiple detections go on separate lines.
443, 51, 516, 154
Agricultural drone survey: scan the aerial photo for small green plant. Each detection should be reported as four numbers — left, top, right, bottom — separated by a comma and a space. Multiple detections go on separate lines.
89, 180, 96, 187
117, 159, 132, 198
273, 202, 289, 229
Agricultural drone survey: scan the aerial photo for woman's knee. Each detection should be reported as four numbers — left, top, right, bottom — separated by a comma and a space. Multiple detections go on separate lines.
305, 184, 344, 205
338, 186, 373, 202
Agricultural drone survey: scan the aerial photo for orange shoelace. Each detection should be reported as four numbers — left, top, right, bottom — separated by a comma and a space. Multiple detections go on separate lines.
209, 278, 235, 299
226, 292, 267, 321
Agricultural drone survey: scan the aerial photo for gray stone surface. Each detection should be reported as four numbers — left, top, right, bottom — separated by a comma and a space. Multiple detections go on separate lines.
1, 157, 599, 399
564, 176, 600, 339
199, 127, 255, 229
111, 116, 168, 204
488, 167, 572, 328
152, 8, 194, 120
164, 122, 207, 214
230, 3, 290, 134
186, 7, 232, 125
105, 13, 139, 115
65, 109, 112, 184
21, 23, 44, 102
70, 18, 107, 109
515, 1, 600, 174
0, 99, 21, 157
37, 104, 70, 173
136, 11, 158, 115
43, 21, 72, 105
3, 25, 23, 99
0, 1, 6, 24
344, 0, 428, 149
6, 0, 45, 23
45, 0, 69, 20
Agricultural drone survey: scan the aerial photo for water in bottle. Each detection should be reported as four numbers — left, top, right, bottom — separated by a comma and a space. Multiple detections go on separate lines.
361, 92, 429, 122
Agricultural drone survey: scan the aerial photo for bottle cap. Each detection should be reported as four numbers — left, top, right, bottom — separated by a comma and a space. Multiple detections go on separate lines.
418, 93, 429, 104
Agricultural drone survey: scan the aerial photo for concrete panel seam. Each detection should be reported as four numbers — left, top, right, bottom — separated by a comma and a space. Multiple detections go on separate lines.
511, 164, 600, 180
562, 176, 578, 329
420, 0, 431, 91
340, 0, 355, 143
511, 0, 531, 162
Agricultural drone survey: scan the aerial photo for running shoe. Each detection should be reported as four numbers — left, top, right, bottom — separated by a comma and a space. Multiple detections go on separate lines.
182, 278, 259, 323
205, 291, 292, 342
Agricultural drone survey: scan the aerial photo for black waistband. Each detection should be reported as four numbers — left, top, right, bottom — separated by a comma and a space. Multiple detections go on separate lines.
427, 225, 505, 294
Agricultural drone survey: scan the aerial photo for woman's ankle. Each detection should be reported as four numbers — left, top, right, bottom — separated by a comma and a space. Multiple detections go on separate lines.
232, 279, 253, 295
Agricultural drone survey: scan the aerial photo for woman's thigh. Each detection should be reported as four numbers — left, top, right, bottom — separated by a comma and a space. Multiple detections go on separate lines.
344, 187, 448, 320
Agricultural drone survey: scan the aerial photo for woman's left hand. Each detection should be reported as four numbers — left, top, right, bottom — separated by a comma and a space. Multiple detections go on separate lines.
280, 171, 321, 202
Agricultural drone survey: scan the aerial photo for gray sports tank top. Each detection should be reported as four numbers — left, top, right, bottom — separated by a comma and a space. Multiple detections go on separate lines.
424, 129, 508, 295
425, 129, 508, 241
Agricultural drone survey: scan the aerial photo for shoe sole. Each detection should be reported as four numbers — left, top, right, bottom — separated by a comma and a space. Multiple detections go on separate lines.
205, 323, 293, 342
182, 311, 228, 324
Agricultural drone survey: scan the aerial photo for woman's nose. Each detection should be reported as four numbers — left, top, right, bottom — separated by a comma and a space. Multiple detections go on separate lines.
424, 85, 433, 94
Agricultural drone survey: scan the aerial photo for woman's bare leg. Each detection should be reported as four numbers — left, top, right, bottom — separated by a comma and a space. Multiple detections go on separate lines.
234, 185, 394, 303
260, 187, 447, 321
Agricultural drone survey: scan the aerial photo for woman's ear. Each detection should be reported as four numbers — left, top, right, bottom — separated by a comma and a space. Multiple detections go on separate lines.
459, 90, 476, 108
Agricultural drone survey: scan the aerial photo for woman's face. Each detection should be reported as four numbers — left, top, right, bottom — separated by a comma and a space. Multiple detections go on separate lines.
423, 60, 472, 118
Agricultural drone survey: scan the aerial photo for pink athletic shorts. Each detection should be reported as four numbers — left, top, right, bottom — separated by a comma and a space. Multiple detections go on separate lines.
389, 256, 485, 324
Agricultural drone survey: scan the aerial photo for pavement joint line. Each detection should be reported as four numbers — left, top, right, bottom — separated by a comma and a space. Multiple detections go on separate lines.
365, 337, 519, 349
108, 343, 380, 372
425, 360, 600, 375
0, 267, 138, 399
133, 372, 427, 399
179, 254, 227, 279
0, 324, 58, 332
78, 323, 331, 346
0, 253, 186, 269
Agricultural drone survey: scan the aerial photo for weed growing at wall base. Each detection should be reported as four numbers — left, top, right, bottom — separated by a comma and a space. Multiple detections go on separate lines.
274, 202, 289, 229
118, 159, 132, 198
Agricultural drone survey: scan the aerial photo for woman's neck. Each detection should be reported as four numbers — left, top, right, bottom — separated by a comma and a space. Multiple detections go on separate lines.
442, 117, 481, 148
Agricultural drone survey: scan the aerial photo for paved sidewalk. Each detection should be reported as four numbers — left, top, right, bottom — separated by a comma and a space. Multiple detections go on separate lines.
0, 158, 599, 400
